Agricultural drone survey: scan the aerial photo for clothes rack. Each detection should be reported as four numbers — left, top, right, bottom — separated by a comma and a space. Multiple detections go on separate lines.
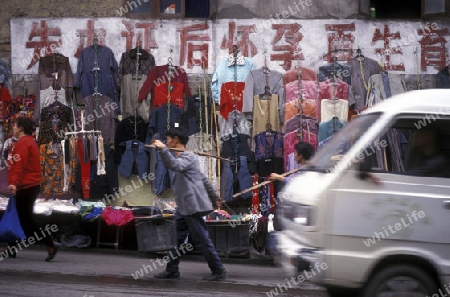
166, 50, 173, 132
296, 60, 303, 141
92, 34, 101, 131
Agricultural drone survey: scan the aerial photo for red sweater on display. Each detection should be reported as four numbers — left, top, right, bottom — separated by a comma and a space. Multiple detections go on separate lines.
8, 135, 41, 190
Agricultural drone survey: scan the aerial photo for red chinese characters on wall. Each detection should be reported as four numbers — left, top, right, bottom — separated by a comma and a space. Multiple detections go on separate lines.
221, 21, 258, 57
25, 20, 62, 69
178, 23, 211, 69
371, 24, 404, 71
75, 20, 106, 58
418, 24, 450, 71
121, 21, 158, 53
270, 23, 304, 71
324, 23, 355, 62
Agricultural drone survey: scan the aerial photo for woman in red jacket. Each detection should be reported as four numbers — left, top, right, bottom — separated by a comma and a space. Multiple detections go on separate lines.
5, 117, 60, 261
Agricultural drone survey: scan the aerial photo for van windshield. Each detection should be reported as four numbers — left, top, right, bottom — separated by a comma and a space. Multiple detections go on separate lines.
308, 113, 382, 172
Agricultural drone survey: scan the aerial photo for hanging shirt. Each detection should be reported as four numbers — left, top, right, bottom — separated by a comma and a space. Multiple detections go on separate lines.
368, 73, 406, 102
211, 56, 255, 104
153, 82, 185, 109
283, 67, 317, 85
145, 105, 184, 143
285, 115, 319, 135
219, 82, 245, 119
318, 63, 352, 85
83, 94, 118, 145
242, 68, 285, 116
252, 94, 280, 139
138, 64, 190, 103
320, 99, 349, 123
218, 110, 252, 140
35, 86, 68, 120
74, 46, 119, 109
179, 95, 216, 136
116, 49, 155, 86
120, 74, 151, 122
318, 118, 345, 143
284, 99, 317, 123
318, 78, 349, 101
347, 57, 381, 110
38, 101, 73, 145
285, 80, 317, 103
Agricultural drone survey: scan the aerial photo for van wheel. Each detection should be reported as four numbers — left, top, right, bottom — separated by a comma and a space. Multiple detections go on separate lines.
362, 265, 437, 297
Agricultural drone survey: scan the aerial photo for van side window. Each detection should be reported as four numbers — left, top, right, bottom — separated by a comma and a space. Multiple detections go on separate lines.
361, 118, 450, 178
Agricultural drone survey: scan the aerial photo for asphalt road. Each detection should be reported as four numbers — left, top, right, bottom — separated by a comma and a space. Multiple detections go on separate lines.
0, 248, 328, 297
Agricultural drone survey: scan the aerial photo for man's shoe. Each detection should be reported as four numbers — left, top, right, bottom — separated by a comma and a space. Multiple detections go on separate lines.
45, 242, 61, 262
154, 271, 180, 279
1, 247, 16, 258
202, 270, 227, 281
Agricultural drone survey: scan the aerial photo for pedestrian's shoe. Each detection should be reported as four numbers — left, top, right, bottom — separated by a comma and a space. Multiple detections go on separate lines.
1, 247, 16, 258
45, 242, 61, 262
154, 271, 180, 279
202, 270, 227, 281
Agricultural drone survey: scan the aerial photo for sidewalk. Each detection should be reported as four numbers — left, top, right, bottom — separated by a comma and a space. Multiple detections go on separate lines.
0, 245, 324, 292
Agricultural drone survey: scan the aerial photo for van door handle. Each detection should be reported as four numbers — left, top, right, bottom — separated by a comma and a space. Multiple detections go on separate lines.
442, 201, 450, 210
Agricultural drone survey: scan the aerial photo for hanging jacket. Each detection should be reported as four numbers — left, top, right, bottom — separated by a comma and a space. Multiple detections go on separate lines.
118, 140, 149, 179
436, 66, 450, 89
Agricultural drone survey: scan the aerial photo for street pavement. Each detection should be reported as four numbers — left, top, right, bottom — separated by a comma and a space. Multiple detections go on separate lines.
0, 246, 328, 297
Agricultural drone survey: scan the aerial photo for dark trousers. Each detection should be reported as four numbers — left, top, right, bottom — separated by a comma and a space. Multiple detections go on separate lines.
8, 186, 54, 248
166, 211, 224, 274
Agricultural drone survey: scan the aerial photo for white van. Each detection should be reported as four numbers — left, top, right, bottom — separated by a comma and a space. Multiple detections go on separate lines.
275, 89, 450, 297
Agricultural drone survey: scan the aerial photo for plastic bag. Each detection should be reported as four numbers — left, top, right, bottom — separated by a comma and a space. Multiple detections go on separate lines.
0, 196, 26, 242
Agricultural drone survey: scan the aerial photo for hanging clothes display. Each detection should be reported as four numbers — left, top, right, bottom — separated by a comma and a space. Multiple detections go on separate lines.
218, 110, 251, 140
436, 66, 450, 89
180, 94, 215, 136
83, 94, 118, 145
116, 47, 155, 86
37, 53, 74, 113
117, 47, 155, 122
320, 99, 349, 123
368, 72, 406, 101
347, 53, 381, 110
318, 62, 352, 85
145, 104, 184, 143
114, 115, 147, 164
254, 132, 284, 178
220, 133, 256, 202
138, 64, 191, 103
283, 66, 317, 84
252, 94, 280, 139
152, 81, 185, 109
186, 133, 218, 191
318, 118, 345, 143
211, 53, 255, 104
219, 82, 245, 119
242, 67, 285, 116
38, 101, 73, 145
120, 74, 151, 122
118, 140, 149, 179
285, 115, 318, 135
74, 45, 119, 111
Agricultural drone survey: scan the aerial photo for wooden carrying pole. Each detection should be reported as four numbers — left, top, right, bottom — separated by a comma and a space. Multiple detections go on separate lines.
145, 145, 232, 162
231, 167, 303, 199
202, 62, 212, 182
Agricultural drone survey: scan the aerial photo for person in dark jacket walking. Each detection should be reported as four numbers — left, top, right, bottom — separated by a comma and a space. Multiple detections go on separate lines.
151, 127, 227, 281
3, 117, 60, 261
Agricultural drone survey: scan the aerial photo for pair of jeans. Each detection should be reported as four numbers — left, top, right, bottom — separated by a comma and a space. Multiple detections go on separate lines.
166, 211, 224, 274
220, 156, 253, 202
